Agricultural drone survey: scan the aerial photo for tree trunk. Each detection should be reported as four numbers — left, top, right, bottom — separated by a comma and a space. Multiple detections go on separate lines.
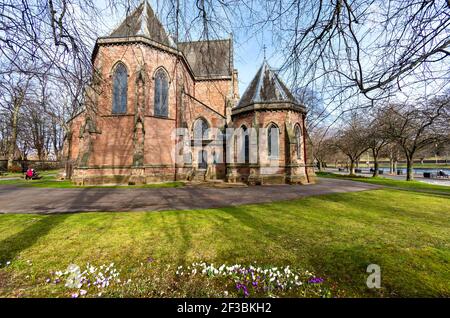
349, 160, 356, 176
64, 130, 73, 179
372, 150, 379, 177
318, 160, 323, 171
406, 156, 414, 181
389, 151, 395, 174
7, 100, 20, 171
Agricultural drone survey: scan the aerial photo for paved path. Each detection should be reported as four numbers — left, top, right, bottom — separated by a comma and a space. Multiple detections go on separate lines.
0, 178, 381, 214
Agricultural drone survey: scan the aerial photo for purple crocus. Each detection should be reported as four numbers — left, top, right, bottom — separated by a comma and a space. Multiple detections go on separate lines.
242, 285, 249, 297
308, 277, 324, 284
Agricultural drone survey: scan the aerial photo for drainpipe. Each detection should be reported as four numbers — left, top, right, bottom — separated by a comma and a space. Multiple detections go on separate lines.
174, 57, 179, 181
302, 114, 310, 183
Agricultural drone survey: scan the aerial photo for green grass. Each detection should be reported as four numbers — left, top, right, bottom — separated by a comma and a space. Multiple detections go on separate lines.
0, 189, 449, 297
328, 163, 450, 169
317, 171, 450, 194
0, 172, 184, 189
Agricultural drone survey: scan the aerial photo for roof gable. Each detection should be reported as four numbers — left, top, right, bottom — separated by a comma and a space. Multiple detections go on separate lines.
177, 40, 232, 78
109, 1, 174, 47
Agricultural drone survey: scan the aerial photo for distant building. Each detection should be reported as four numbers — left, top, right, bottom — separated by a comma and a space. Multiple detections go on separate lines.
66, 1, 315, 185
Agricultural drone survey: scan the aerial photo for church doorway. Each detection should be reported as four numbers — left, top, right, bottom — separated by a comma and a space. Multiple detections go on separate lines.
198, 150, 207, 170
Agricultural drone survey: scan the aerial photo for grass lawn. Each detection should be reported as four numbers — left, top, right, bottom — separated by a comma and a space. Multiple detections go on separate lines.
0, 189, 449, 298
317, 171, 450, 194
328, 163, 450, 169
0, 171, 184, 189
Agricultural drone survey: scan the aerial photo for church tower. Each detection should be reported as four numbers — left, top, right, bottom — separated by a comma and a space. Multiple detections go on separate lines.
228, 59, 314, 184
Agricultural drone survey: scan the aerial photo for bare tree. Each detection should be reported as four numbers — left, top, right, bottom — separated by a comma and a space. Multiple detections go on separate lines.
384, 96, 450, 181
366, 109, 389, 177
310, 128, 335, 171
381, 142, 402, 175
0, 74, 33, 170
334, 114, 370, 175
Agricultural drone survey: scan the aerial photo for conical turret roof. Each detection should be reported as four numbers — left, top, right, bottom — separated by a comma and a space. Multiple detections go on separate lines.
236, 60, 299, 109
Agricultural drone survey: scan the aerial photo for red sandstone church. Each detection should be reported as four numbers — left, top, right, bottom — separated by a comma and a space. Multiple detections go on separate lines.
65, 1, 315, 186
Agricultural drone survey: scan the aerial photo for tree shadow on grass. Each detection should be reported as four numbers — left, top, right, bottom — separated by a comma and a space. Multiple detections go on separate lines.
0, 214, 69, 267
213, 199, 448, 297
215, 205, 300, 263
213, 205, 387, 296
0, 187, 114, 266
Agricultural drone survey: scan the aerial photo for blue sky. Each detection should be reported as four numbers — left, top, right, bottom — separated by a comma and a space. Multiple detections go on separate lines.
94, 0, 449, 126
97, 0, 283, 96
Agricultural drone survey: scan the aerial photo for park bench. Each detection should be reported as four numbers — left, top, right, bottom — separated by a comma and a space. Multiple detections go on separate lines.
424, 172, 449, 179
355, 169, 363, 173
423, 172, 437, 179
370, 168, 384, 175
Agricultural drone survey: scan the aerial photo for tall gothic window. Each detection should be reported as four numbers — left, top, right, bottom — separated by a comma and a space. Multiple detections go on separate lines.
112, 63, 128, 114
241, 125, 250, 164
154, 69, 169, 117
193, 118, 208, 140
268, 124, 279, 158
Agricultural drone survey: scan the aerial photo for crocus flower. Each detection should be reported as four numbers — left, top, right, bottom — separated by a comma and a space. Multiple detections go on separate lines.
308, 277, 324, 284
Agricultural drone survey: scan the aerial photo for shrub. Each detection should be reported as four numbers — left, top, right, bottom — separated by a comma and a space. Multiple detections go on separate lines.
8, 165, 22, 173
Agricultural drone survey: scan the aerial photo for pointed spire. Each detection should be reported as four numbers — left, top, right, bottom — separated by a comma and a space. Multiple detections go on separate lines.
236, 59, 299, 108
109, 0, 174, 48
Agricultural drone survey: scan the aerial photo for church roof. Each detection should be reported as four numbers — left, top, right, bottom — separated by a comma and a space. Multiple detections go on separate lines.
177, 40, 232, 78
105, 1, 232, 79
236, 60, 299, 109
109, 1, 175, 47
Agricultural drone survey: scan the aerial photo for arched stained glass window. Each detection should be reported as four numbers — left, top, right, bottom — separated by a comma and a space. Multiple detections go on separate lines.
241, 125, 249, 164
295, 125, 302, 159
193, 118, 208, 140
112, 63, 128, 114
154, 69, 169, 117
268, 124, 279, 158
